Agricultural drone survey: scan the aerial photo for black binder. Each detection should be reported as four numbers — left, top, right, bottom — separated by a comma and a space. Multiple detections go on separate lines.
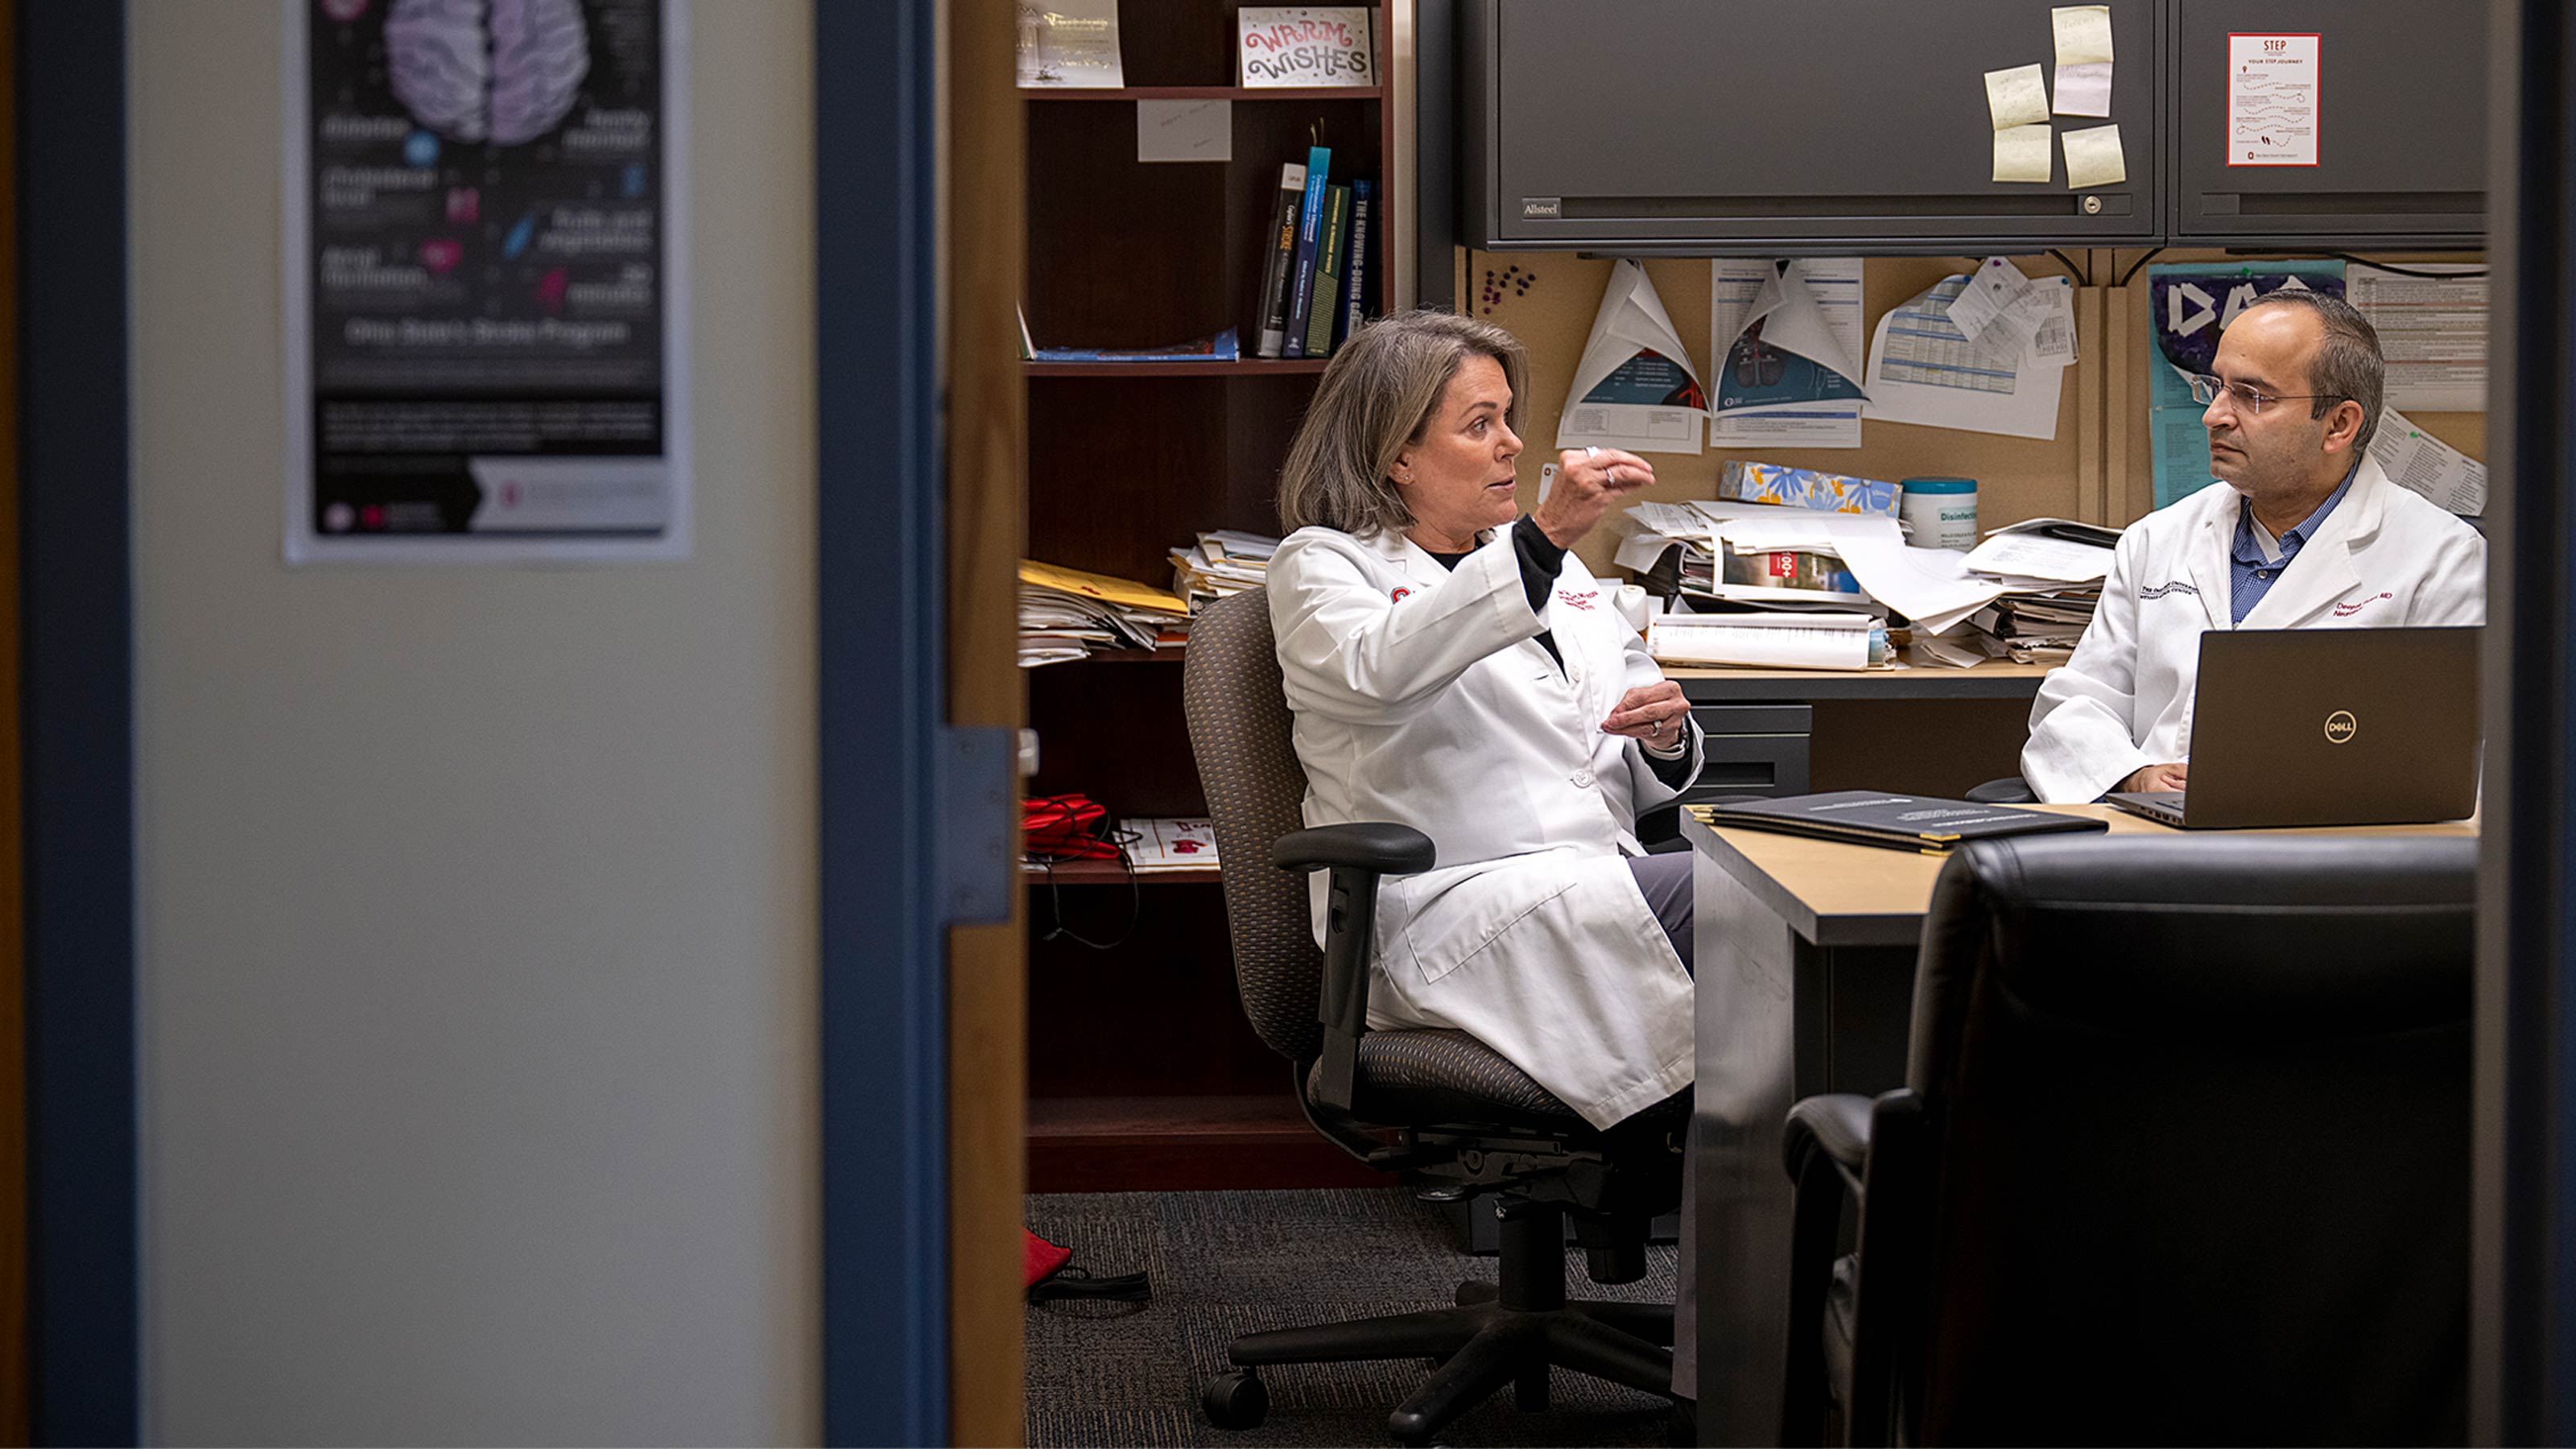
1694, 791, 2108, 854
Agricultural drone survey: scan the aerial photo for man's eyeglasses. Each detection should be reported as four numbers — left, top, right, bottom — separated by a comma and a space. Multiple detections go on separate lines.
2186, 373, 2347, 415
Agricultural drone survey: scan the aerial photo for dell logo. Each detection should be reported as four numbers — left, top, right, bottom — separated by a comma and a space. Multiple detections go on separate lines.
2324, 710, 2358, 744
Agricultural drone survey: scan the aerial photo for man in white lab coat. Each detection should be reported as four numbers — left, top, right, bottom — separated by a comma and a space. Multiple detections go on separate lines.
2022, 291, 2486, 802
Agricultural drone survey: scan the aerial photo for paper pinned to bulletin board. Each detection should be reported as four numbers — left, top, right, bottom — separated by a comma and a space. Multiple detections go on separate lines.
2143, 260, 2346, 509
1708, 259, 1868, 449
1558, 260, 1710, 455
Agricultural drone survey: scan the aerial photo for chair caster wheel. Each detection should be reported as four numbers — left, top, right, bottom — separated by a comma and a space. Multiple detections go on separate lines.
1203, 1369, 1268, 1430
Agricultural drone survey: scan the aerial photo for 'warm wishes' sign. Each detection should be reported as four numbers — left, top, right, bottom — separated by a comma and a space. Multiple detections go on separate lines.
1238, 7, 1375, 88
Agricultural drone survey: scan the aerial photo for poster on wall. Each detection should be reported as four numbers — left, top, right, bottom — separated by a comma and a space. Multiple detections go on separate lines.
2143, 261, 2344, 509
284, 0, 690, 564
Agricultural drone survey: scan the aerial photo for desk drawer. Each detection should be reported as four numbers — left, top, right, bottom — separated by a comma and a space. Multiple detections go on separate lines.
1686, 704, 1811, 798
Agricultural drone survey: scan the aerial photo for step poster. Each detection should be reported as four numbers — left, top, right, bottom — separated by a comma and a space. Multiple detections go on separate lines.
286, 0, 690, 564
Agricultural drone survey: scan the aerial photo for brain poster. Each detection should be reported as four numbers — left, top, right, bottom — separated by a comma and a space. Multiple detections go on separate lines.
287, 0, 688, 562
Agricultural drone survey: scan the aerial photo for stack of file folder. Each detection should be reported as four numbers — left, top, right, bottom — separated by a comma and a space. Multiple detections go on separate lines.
1168, 530, 1278, 610
1018, 559, 1194, 667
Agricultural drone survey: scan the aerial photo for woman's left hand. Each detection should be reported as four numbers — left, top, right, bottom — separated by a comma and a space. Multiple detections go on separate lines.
1603, 682, 1690, 749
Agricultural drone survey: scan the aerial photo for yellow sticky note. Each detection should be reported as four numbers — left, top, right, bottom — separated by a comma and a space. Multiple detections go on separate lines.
2052, 5, 2114, 66
1984, 64, 2051, 130
2063, 123, 2127, 188
1993, 124, 2054, 183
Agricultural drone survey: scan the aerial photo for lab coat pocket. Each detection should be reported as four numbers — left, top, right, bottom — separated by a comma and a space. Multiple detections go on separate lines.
1395, 859, 1579, 987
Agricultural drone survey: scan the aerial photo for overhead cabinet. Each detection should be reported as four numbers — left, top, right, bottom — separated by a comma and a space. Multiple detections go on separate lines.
1447, 0, 2483, 253
2167, 0, 2486, 247
1457, 0, 2162, 254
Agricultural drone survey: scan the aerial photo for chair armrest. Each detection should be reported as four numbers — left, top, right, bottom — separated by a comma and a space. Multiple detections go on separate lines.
1274, 824, 1436, 1115
1784, 1092, 1876, 1178
1274, 823, 1436, 875
1964, 774, 2036, 805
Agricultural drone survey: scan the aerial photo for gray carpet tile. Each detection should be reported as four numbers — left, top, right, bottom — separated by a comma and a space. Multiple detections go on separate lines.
1026, 1188, 1681, 1448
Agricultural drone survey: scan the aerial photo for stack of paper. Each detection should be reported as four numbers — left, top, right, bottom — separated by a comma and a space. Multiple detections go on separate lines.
1168, 529, 1279, 609
1648, 611, 1888, 671
1904, 518, 2117, 665
1118, 817, 1220, 873
1018, 559, 1194, 666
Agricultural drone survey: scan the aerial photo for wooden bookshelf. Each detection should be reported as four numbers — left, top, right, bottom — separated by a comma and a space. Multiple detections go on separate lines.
1022, 85, 1385, 102
1022, 2, 1393, 1192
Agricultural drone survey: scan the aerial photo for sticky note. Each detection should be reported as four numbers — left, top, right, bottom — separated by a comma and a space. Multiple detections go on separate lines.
2052, 6, 2115, 66
2054, 61, 2113, 117
1993, 123, 2054, 183
1136, 99, 1232, 162
1984, 64, 2051, 130
2063, 123, 2127, 188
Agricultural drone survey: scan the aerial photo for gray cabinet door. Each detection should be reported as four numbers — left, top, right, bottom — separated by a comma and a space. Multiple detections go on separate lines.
1463, 0, 2161, 252
2170, 0, 2484, 246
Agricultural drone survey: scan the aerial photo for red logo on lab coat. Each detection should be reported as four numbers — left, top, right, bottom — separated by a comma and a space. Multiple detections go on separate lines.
1557, 589, 1597, 610
1390, 587, 1411, 602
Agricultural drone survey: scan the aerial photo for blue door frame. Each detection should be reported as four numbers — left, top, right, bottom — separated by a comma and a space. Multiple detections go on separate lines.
814, 0, 952, 1443
19, 0, 137, 1441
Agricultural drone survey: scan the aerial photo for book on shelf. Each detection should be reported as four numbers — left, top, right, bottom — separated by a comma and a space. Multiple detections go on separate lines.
1336, 178, 1372, 349
1690, 791, 2108, 855
1302, 184, 1351, 359
1281, 145, 1331, 359
1254, 162, 1307, 358
1030, 328, 1239, 364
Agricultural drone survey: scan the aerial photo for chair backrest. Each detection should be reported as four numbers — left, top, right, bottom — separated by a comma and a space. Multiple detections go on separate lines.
1180, 589, 1324, 1063
1898, 832, 2475, 1446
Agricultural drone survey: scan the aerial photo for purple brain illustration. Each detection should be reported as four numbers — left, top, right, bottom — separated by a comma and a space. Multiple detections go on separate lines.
385, 0, 591, 146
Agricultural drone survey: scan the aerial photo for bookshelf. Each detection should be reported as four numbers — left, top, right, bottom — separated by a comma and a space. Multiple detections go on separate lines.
1021, 2, 1393, 1192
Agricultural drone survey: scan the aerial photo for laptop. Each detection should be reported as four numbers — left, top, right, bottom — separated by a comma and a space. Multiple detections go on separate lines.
2106, 626, 2480, 829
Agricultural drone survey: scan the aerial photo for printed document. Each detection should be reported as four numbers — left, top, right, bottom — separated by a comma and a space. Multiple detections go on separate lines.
2367, 408, 2487, 516
1863, 274, 2069, 440
1558, 260, 1709, 454
1708, 259, 1868, 448
2346, 263, 2488, 412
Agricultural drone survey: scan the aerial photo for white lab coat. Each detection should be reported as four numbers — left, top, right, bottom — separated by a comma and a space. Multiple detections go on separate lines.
2022, 456, 2487, 803
1267, 524, 1703, 1129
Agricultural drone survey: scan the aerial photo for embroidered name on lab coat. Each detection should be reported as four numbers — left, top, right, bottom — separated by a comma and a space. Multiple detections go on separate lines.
2332, 592, 2395, 617
1556, 589, 1597, 610
2139, 580, 2201, 599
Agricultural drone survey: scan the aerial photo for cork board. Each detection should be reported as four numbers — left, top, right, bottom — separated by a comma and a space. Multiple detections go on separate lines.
1456, 246, 2487, 576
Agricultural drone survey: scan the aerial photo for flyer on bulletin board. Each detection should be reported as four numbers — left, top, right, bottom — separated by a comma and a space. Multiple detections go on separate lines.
284, 0, 691, 564
2144, 260, 2344, 509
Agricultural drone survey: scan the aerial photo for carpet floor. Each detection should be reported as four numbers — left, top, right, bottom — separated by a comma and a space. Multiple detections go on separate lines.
1024, 1188, 1681, 1448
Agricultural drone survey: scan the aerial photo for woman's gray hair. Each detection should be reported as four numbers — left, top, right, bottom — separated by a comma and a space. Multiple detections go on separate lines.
1276, 310, 1529, 538
2237, 289, 2386, 450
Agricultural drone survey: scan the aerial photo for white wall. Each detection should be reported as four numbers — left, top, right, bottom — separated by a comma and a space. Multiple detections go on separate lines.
129, 3, 818, 1442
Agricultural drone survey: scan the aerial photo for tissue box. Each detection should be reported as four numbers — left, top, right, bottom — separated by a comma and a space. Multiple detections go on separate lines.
1717, 460, 1901, 518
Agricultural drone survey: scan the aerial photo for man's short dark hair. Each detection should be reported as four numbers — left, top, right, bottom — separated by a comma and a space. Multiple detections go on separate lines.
2236, 289, 2385, 451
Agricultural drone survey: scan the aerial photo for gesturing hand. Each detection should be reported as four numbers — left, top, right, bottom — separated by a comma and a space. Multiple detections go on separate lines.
1533, 448, 1656, 549
1604, 682, 1690, 749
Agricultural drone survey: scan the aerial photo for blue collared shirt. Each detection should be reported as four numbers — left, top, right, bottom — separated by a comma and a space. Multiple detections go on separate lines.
2230, 460, 2358, 624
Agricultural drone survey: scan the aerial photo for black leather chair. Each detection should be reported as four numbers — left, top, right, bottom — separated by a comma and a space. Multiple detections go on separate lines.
1180, 588, 1686, 1446
1780, 833, 2474, 1446
1962, 774, 2035, 803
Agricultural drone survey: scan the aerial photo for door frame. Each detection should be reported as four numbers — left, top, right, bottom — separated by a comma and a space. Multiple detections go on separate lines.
18, 1, 134, 1442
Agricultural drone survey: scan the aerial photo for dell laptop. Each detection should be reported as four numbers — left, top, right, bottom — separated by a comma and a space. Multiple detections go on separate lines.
2106, 626, 2480, 829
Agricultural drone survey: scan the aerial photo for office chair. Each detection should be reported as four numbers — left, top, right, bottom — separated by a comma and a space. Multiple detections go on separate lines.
1780, 833, 2474, 1447
1180, 588, 1686, 1447
1961, 774, 2035, 803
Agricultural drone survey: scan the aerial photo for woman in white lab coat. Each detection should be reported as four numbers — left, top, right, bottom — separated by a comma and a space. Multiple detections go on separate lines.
1265, 311, 1703, 1131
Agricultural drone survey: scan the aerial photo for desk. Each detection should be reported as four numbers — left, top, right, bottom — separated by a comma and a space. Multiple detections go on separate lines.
1679, 804, 2479, 1445
1655, 656, 2053, 814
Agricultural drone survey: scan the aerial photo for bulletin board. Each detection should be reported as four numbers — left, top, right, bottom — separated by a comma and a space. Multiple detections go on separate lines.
1456, 246, 2487, 577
